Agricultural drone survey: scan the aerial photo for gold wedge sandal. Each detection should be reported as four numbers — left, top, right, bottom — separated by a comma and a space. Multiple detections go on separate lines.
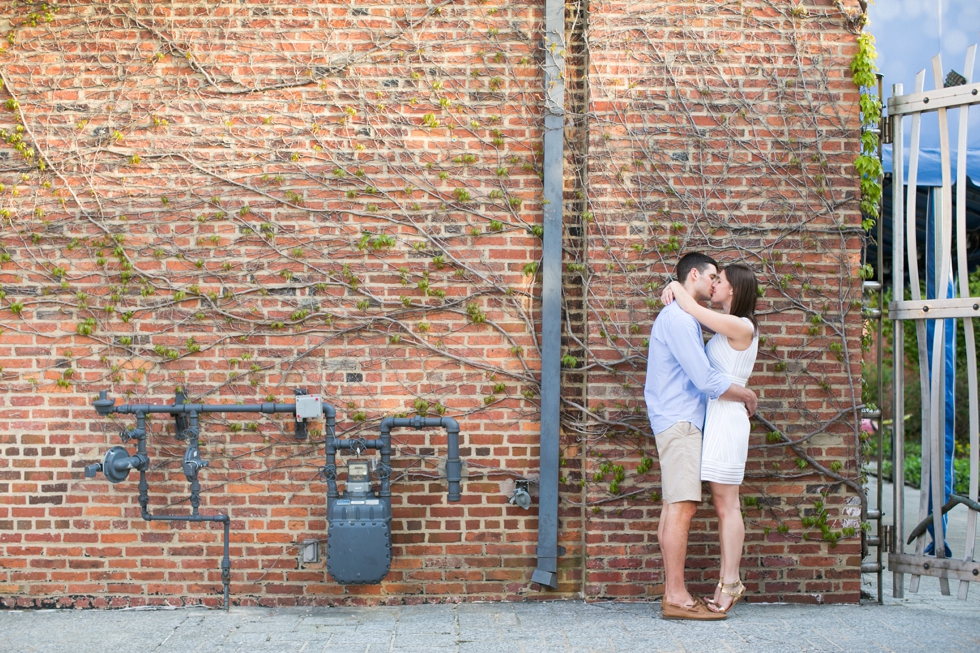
706, 579, 745, 614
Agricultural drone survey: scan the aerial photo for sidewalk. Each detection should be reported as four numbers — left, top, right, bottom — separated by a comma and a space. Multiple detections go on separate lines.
1, 566, 978, 653
2, 478, 977, 653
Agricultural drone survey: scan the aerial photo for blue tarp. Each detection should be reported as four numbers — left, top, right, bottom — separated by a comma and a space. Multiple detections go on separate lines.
882, 145, 980, 187
923, 189, 955, 557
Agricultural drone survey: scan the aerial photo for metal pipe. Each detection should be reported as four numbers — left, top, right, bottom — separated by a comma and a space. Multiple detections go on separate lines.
333, 438, 386, 450
445, 421, 462, 502
221, 518, 230, 609
377, 416, 462, 502
139, 495, 232, 610
185, 412, 202, 516
322, 402, 340, 499
90, 389, 336, 610
875, 72, 885, 604
128, 407, 232, 610
321, 402, 337, 436
532, 0, 565, 592
94, 389, 303, 418
105, 403, 300, 415
891, 82, 906, 598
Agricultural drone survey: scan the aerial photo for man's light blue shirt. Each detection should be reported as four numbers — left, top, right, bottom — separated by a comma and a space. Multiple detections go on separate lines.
644, 302, 731, 434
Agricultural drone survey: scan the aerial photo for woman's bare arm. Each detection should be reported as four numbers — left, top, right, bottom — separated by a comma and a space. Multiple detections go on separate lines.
661, 281, 754, 348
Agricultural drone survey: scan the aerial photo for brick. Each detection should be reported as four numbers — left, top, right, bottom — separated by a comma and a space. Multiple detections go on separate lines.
0, 0, 862, 608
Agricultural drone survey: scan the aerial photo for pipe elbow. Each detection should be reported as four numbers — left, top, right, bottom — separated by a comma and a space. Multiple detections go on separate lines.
379, 416, 395, 434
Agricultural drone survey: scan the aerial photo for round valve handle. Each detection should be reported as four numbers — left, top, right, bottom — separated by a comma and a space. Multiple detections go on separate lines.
84, 446, 148, 484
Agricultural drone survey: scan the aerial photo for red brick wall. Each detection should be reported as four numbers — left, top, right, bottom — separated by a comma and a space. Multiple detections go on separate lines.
0, 0, 866, 608
578, 0, 866, 603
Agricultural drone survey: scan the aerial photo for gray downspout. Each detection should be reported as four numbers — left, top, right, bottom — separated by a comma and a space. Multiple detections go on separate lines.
531, 0, 565, 590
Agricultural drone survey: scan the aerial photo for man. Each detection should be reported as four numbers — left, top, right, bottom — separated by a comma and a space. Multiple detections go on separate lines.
644, 252, 757, 620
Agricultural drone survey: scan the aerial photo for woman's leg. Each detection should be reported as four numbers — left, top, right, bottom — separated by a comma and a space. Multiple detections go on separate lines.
709, 481, 744, 609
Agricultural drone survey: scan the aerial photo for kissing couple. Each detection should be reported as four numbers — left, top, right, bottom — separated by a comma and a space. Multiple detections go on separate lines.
644, 252, 760, 620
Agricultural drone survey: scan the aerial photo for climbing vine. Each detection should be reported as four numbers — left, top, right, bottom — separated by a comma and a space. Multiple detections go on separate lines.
0, 0, 547, 517
852, 30, 883, 231
851, 26, 882, 498
0, 0, 871, 601
564, 0, 872, 558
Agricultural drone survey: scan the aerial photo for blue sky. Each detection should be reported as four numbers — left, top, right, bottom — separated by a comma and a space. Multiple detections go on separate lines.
869, 0, 980, 150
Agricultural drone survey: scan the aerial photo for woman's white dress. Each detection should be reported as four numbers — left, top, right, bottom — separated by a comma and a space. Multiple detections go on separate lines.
700, 318, 758, 485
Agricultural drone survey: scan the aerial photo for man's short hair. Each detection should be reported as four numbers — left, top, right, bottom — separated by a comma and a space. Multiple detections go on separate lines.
675, 252, 717, 283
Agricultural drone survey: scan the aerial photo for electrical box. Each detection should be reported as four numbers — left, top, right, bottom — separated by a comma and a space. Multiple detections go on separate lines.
301, 540, 320, 564
295, 394, 322, 421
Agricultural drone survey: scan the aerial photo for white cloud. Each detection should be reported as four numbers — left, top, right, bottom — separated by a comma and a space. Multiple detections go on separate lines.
874, 1, 903, 22
870, 0, 980, 149
943, 30, 969, 59
900, 0, 929, 20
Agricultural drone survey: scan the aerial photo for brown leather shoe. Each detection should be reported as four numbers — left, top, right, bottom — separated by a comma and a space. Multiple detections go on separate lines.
661, 596, 728, 621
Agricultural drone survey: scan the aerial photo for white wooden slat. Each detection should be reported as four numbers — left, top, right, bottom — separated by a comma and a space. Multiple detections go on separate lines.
956, 44, 978, 601
887, 82, 980, 116
908, 70, 929, 596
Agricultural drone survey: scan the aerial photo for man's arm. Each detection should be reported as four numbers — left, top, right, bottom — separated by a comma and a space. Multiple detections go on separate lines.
720, 384, 757, 417
665, 310, 758, 416
664, 310, 731, 400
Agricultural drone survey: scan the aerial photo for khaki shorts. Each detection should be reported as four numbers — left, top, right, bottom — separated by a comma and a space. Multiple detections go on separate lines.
654, 421, 703, 504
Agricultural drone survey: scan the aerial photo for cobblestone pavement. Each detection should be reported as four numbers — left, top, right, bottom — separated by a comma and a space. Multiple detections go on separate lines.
1, 572, 978, 653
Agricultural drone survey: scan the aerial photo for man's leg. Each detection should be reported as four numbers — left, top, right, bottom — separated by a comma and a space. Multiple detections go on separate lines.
654, 422, 703, 607
659, 499, 697, 606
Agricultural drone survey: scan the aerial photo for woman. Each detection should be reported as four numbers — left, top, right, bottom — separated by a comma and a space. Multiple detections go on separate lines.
661, 263, 759, 614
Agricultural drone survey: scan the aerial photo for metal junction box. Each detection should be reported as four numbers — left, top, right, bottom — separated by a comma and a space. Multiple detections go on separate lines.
294, 394, 322, 421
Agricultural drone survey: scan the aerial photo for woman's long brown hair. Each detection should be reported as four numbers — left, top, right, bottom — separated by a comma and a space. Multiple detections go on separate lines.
724, 263, 759, 333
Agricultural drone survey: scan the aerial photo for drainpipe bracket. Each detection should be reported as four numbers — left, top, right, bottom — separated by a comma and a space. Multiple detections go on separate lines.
535, 545, 566, 557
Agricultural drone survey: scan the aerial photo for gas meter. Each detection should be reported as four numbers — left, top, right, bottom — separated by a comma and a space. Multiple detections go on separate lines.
323, 415, 463, 585
325, 457, 392, 585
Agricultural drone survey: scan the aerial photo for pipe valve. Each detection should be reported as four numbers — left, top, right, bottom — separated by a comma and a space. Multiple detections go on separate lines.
119, 426, 145, 442
182, 445, 209, 482
83, 387, 337, 609
93, 390, 116, 416
88, 446, 149, 484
